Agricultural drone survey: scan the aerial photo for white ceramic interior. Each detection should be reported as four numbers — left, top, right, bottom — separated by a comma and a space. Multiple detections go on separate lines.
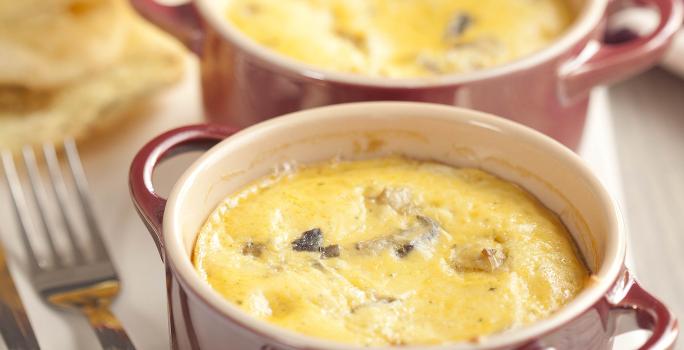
194, 0, 600, 87
164, 102, 625, 349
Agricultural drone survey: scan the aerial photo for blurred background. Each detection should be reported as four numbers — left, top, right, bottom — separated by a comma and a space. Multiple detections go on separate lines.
0, 0, 683, 349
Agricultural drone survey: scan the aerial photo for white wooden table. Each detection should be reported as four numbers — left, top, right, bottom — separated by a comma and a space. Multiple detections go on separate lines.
609, 68, 684, 350
0, 58, 674, 349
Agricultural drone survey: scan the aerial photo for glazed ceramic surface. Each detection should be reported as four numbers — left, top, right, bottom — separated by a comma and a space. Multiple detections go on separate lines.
130, 0, 682, 149
130, 102, 677, 350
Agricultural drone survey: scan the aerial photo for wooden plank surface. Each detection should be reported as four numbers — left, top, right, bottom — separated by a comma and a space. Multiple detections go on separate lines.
609, 67, 684, 349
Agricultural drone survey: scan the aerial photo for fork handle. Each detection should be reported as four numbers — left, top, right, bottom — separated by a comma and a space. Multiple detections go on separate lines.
81, 304, 136, 350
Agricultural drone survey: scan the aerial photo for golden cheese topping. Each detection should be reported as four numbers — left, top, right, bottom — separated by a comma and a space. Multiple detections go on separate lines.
193, 157, 588, 346
225, 0, 575, 77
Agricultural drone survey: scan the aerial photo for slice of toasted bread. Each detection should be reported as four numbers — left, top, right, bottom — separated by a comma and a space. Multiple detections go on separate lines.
0, 9, 186, 152
0, 0, 129, 88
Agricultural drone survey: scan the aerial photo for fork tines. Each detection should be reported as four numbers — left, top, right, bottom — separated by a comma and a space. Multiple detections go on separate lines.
1, 139, 108, 271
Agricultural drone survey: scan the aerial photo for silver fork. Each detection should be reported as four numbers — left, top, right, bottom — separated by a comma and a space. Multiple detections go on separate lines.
1, 139, 135, 350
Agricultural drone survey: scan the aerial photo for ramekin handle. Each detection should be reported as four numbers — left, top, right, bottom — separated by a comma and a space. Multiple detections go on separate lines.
609, 269, 678, 349
129, 124, 238, 261
129, 0, 204, 54
558, 0, 683, 104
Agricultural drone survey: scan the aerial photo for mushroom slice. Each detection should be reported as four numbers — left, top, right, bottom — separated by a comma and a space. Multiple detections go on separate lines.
320, 244, 341, 259
374, 187, 415, 214
450, 241, 507, 272
412, 215, 440, 244
445, 12, 474, 40
355, 215, 441, 257
242, 241, 265, 257
481, 248, 505, 271
292, 228, 323, 252
354, 235, 394, 254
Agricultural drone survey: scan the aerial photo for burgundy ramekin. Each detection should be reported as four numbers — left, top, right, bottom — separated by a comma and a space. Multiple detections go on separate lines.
130, 0, 682, 149
130, 102, 677, 350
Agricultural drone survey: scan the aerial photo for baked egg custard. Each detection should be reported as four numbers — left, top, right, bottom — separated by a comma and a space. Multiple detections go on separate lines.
193, 157, 589, 346
225, 0, 575, 77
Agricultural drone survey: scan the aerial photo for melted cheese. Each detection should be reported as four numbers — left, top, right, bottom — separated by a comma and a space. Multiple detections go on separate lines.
225, 0, 575, 77
193, 157, 588, 346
